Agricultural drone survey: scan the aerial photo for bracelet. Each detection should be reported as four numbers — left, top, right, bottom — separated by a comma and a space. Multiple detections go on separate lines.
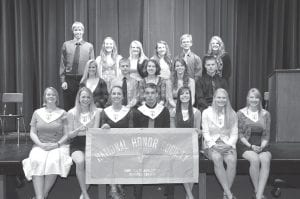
57, 142, 60, 148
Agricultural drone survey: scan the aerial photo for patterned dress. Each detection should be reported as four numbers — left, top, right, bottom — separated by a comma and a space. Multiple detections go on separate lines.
96, 55, 122, 89
237, 108, 271, 157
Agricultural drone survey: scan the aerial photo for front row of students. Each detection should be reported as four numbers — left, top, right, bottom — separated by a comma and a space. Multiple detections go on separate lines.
22, 85, 271, 199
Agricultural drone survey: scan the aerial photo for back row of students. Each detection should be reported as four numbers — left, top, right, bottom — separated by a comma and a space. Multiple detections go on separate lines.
59, 22, 230, 112
23, 84, 270, 199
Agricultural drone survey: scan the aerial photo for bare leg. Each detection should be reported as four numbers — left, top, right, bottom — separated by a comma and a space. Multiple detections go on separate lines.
110, 184, 121, 199
183, 183, 194, 199
242, 151, 260, 193
210, 151, 233, 198
71, 151, 90, 199
224, 150, 237, 189
256, 152, 271, 199
43, 174, 57, 198
32, 176, 45, 199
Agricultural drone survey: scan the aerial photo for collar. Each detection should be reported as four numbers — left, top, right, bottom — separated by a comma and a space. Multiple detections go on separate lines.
36, 107, 65, 123
104, 106, 130, 123
120, 74, 131, 80
204, 73, 217, 79
138, 103, 164, 119
181, 50, 191, 57
72, 39, 84, 45
240, 107, 259, 122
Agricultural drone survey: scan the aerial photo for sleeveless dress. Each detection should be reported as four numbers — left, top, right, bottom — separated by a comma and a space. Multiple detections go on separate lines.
22, 108, 72, 180
237, 109, 270, 157
96, 55, 122, 89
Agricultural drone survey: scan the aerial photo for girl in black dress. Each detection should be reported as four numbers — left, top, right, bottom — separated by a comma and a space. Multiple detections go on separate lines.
171, 86, 201, 199
67, 87, 101, 199
206, 36, 231, 84
80, 59, 108, 108
101, 86, 131, 199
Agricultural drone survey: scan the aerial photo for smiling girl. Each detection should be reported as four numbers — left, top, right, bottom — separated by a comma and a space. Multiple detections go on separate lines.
151, 41, 172, 80
23, 87, 72, 199
237, 88, 271, 199
96, 37, 122, 89
80, 59, 108, 108
202, 88, 238, 199
170, 86, 201, 199
67, 87, 101, 199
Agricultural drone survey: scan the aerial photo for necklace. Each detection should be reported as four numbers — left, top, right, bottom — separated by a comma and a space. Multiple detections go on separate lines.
45, 107, 56, 120
46, 112, 52, 120
218, 115, 223, 125
112, 107, 122, 121
146, 76, 157, 84
80, 112, 90, 124
216, 112, 224, 127
247, 108, 259, 121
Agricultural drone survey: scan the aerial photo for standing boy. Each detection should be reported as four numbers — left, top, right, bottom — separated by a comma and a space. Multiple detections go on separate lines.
175, 34, 202, 82
110, 58, 138, 108
59, 21, 94, 110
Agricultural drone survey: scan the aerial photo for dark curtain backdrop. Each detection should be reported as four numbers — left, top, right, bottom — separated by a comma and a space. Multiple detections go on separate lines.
1, 0, 299, 126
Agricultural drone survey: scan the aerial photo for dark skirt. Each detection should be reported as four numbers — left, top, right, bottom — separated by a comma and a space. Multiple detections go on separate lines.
70, 136, 86, 154
237, 131, 269, 158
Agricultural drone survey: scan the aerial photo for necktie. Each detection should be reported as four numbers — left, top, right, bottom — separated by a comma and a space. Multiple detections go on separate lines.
184, 53, 188, 63
72, 42, 81, 74
212, 78, 216, 93
122, 77, 128, 105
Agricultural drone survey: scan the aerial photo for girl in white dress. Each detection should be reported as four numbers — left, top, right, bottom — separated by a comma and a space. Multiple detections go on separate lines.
23, 87, 72, 199
202, 88, 238, 199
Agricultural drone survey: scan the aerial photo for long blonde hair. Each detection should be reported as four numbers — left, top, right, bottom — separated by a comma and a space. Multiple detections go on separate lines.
208, 36, 226, 55
80, 59, 100, 84
99, 37, 119, 61
73, 87, 97, 122
211, 88, 236, 129
129, 40, 148, 64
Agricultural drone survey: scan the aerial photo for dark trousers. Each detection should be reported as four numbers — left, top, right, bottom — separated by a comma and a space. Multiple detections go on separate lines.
134, 184, 174, 199
63, 75, 82, 111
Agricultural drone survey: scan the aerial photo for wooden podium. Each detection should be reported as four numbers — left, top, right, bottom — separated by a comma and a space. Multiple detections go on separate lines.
269, 69, 300, 142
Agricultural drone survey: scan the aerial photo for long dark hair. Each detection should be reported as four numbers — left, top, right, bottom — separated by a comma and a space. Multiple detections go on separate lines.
175, 86, 194, 127
172, 58, 189, 90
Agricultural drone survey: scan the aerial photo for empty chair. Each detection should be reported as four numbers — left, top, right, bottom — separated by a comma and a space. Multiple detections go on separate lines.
0, 93, 26, 145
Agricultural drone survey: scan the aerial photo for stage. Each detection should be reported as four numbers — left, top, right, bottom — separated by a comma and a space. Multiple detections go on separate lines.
1, 135, 300, 199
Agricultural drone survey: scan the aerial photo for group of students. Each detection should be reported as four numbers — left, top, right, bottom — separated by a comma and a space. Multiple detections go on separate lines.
59, 22, 230, 113
22, 21, 271, 199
